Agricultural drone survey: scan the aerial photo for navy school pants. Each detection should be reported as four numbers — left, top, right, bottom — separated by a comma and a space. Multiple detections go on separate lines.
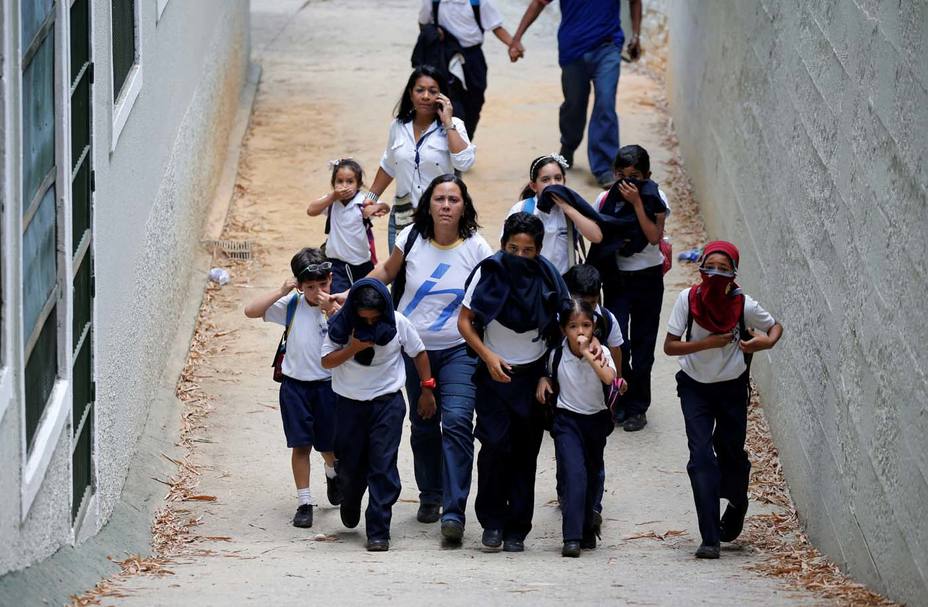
334, 390, 405, 541
329, 258, 374, 295
676, 370, 751, 545
405, 344, 478, 525
449, 45, 489, 140
473, 358, 546, 542
552, 408, 613, 541
604, 264, 665, 417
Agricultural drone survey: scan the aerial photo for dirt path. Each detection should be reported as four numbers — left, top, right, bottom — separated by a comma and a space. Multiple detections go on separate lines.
100, 1, 822, 604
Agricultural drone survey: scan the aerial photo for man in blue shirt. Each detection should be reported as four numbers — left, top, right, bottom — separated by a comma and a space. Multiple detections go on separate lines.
510, 0, 642, 188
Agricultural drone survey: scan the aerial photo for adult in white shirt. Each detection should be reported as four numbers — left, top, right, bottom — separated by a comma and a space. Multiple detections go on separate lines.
367, 174, 492, 545
365, 65, 476, 251
418, 0, 517, 139
663, 241, 782, 559
506, 154, 603, 274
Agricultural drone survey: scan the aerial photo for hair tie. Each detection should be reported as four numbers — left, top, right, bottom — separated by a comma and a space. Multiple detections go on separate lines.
327, 158, 343, 170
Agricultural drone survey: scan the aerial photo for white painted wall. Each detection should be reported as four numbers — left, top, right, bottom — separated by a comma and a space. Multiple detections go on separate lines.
0, 0, 249, 575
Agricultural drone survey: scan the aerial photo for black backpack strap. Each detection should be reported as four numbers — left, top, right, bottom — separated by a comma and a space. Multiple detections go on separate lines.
739, 302, 753, 370
470, 0, 484, 33
685, 304, 694, 342
391, 226, 421, 308
432, 0, 440, 24
549, 345, 564, 395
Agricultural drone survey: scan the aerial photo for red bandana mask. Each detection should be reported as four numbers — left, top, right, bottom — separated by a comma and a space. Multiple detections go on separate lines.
688, 241, 744, 334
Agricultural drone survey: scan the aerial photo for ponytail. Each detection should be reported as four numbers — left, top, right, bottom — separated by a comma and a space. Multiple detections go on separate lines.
519, 183, 535, 201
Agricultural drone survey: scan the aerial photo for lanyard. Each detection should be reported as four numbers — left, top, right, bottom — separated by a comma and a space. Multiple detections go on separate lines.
413, 125, 440, 185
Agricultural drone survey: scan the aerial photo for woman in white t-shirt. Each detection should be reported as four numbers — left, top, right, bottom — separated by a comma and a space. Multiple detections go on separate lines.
364, 65, 476, 251
367, 174, 492, 545
663, 241, 782, 560
506, 154, 603, 274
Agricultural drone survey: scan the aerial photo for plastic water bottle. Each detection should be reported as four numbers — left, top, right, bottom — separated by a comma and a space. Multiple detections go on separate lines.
677, 248, 702, 263
208, 267, 230, 286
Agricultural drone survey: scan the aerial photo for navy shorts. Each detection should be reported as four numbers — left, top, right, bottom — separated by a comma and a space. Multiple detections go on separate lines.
278, 376, 337, 450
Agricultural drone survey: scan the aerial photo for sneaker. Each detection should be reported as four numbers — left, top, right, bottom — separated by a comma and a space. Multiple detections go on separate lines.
719, 500, 749, 542
695, 542, 720, 559
366, 538, 390, 552
340, 501, 361, 529
559, 146, 574, 169
503, 538, 525, 552
562, 540, 581, 557
441, 520, 464, 545
597, 173, 617, 189
623, 413, 648, 432
326, 465, 343, 506
481, 528, 503, 550
416, 503, 441, 524
293, 504, 313, 528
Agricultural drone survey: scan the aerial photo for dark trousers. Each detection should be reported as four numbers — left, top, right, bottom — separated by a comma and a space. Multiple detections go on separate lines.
329, 258, 374, 294
334, 391, 405, 541
450, 45, 488, 140
404, 344, 478, 525
552, 409, 613, 541
676, 370, 751, 545
604, 264, 664, 417
473, 359, 546, 541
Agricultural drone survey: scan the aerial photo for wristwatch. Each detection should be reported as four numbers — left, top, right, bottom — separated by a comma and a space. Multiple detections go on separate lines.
420, 377, 437, 390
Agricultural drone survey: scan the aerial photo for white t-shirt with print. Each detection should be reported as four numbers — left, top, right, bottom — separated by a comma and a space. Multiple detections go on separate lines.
596, 304, 624, 348
325, 192, 370, 265
505, 198, 569, 274
462, 268, 548, 365
595, 188, 671, 272
666, 288, 776, 384
395, 226, 493, 351
264, 294, 331, 382
552, 339, 617, 415
418, 0, 504, 48
320, 312, 426, 401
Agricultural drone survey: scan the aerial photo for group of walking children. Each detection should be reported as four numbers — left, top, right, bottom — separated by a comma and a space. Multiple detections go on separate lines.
245, 114, 783, 560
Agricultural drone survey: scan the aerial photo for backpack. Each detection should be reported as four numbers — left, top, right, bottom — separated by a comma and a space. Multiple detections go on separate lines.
594, 307, 614, 346
684, 301, 753, 370
271, 294, 300, 383
391, 226, 421, 308
545, 345, 622, 426
411, 1, 482, 91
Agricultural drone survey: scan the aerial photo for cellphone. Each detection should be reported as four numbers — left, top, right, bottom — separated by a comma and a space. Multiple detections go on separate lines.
435, 100, 444, 112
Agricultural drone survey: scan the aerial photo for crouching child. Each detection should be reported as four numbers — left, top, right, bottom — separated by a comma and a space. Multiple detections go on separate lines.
321, 278, 435, 551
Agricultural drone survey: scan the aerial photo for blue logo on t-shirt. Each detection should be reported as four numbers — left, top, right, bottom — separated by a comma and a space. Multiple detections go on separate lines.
402, 263, 465, 331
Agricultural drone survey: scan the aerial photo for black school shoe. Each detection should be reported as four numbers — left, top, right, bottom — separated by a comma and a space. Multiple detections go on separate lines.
623, 413, 648, 432
695, 542, 720, 559
417, 503, 441, 523
562, 541, 581, 558
503, 539, 525, 552
590, 511, 603, 538
340, 501, 361, 529
719, 500, 749, 542
366, 538, 390, 552
481, 528, 503, 550
441, 520, 464, 545
581, 532, 597, 550
293, 504, 313, 528
326, 463, 343, 506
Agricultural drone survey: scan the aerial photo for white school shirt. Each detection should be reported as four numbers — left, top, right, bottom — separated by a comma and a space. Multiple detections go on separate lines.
595, 188, 671, 271
596, 304, 624, 348
552, 339, 617, 415
379, 118, 476, 209
505, 198, 570, 274
395, 226, 494, 351
418, 0, 504, 48
320, 313, 426, 401
264, 294, 331, 382
666, 288, 776, 384
462, 268, 548, 365
325, 192, 370, 265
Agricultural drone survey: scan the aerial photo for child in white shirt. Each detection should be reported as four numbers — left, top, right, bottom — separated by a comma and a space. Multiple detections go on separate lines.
307, 158, 376, 293
243, 247, 342, 529
537, 298, 618, 557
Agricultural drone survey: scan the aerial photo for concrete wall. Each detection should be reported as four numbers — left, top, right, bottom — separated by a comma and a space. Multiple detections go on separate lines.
0, 0, 249, 576
666, 1, 927, 605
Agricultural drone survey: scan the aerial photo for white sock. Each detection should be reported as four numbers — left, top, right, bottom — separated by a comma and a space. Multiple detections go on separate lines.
297, 488, 312, 506
324, 464, 337, 479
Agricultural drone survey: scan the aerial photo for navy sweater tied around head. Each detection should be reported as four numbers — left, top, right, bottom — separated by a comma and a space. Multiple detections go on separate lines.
327, 278, 396, 365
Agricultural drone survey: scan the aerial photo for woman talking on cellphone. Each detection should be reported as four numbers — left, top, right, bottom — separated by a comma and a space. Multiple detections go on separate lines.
364, 65, 476, 251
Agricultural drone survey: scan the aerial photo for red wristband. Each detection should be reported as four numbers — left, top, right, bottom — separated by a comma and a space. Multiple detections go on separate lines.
420, 377, 437, 390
